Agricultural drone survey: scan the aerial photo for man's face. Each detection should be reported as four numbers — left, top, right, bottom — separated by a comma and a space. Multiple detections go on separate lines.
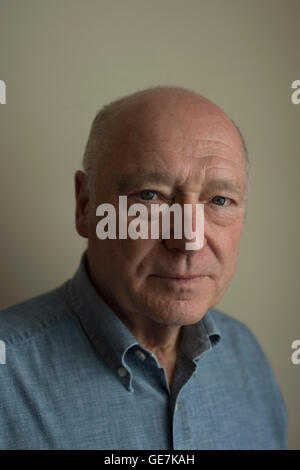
84, 97, 247, 326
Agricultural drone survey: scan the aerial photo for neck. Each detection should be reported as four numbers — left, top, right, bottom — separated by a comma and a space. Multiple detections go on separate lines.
121, 313, 183, 390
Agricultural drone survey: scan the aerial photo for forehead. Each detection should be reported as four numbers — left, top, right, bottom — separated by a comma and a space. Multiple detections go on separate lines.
119, 93, 242, 147
101, 96, 246, 188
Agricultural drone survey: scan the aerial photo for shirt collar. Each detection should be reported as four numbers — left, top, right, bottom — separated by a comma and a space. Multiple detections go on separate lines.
67, 251, 222, 389
67, 251, 139, 388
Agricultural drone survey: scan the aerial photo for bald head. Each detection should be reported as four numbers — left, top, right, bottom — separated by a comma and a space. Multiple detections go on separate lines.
83, 86, 249, 192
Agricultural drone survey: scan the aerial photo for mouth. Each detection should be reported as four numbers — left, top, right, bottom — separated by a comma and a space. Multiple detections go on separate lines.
151, 274, 207, 285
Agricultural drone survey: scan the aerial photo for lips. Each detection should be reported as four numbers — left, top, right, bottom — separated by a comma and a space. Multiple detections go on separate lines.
151, 273, 207, 285
155, 274, 205, 280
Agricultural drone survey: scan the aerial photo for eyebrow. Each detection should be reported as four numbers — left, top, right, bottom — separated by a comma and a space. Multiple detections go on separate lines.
117, 171, 246, 200
202, 179, 246, 200
117, 170, 173, 192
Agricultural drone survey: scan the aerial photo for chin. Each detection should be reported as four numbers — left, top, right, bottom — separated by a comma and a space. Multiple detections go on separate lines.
142, 297, 211, 326
135, 276, 218, 326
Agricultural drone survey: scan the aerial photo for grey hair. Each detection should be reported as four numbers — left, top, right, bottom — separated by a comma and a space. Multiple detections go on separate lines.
82, 95, 130, 195
232, 121, 250, 180
82, 88, 250, 194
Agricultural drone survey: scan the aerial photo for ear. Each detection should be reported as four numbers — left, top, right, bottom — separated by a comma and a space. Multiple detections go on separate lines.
75, 170, 90, 238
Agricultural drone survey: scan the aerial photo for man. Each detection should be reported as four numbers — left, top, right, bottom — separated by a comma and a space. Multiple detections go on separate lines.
0, 86, 287, 449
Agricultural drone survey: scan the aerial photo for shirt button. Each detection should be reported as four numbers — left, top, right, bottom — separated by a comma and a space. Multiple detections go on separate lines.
118, 367, 128, 377
135, 349, 146, 361
175, 403, 179, 412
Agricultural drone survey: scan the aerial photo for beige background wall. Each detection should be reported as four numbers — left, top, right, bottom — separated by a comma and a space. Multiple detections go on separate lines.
0, 0, 299, 449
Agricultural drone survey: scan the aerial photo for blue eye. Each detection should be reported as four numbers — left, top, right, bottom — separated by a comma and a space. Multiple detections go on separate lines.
211, 196, 228, 206
139, 190, 158, 200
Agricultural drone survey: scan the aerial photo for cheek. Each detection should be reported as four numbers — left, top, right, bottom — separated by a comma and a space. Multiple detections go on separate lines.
106, 238, 160, 281
210, 218, 244, 269
221, 226, 244, 279
119, 237, 155, 260
90, 202, 161, 280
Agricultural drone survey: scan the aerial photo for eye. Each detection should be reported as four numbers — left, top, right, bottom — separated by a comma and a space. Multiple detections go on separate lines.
139, 190, 159, 201
210, 195, 230, 206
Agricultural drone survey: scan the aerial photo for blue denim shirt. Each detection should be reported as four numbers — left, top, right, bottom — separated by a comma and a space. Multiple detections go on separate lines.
0, 252, 287, 449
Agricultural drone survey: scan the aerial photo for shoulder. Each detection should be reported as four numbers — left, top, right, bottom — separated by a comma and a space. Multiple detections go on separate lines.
0, 282, 72, 346
208, 307, 288, 417
207, 307, 285, 394
203, 308, 288, 449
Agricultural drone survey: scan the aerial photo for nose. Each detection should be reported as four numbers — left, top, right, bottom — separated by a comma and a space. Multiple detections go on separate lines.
164, 234, 207, 253
163, 200, 205, 253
